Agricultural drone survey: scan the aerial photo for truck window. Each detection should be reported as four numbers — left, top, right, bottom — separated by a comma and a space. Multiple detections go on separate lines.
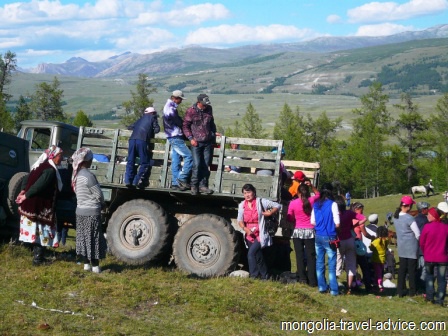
59, 128, 78, 156
24, 128, 51, 152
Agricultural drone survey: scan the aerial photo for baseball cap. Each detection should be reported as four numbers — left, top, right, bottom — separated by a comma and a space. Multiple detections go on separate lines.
417, 201, 430, 210
293, 171, 305, 181
172, 90, 185, 99
368, 214, 378, 223
401, 195, 416, 206
437, 202, 448, 213
144, 106, 156, 114
197, 94, 211, 105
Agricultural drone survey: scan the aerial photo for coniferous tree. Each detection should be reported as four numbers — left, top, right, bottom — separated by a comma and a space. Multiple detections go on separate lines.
121, 73, 156, 127
30, 77, 65, 121
14, 95, 32, 131
0, 51, 16, 102
73, 110, 93, 127
241, 103, 267, 139
273, 104, 306, 160
393, 93, 429, 183
346, 82, 391, 198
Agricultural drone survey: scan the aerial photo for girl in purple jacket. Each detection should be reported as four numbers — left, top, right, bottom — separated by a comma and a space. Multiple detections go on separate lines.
420, 207, 448, 307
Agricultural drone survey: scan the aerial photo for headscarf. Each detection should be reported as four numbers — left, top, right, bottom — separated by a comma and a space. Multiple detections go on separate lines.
428, 207, 441, 222
30, 145, 64, 191
71, 147, 93, 191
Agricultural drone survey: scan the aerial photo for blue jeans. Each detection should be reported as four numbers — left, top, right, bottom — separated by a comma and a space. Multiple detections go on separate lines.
246, 239, 268, 279
168, 137, 193, 185
425, 263, 447, 304
125, 139, 153, 185
191, 142, 213, 187
315, 235, 339, 295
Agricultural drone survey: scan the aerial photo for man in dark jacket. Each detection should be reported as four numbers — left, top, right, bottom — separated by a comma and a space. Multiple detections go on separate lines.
415, 201, 430, 292
125, 106, 160, 188
183, 94, 218, 195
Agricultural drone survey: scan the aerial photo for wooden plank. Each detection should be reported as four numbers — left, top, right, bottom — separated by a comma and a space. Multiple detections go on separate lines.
106, 129, 119, 183
213, 135, 227, 193
282, 160, 320, 169
160, 141, 171, 188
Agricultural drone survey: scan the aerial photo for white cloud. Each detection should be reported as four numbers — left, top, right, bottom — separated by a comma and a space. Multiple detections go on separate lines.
133, 3, 230, 26
355, 23, 414, 36
185, 24, 315, 45
348, 0, 448, 23
327, 14, 342, 24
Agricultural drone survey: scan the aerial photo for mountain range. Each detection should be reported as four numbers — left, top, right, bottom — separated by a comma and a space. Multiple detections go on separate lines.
28, 24, 448, 78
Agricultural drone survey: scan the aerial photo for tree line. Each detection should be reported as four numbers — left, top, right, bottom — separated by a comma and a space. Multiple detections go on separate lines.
2, 51, 447, 199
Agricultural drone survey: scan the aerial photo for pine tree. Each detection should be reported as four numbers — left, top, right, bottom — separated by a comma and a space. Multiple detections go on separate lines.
241, 103, 267, 139
30, 77, 65, 121
14, 95, 33, 131
73, 110, 93, 127
273, 104, 306, 160
121, 74, 156, 127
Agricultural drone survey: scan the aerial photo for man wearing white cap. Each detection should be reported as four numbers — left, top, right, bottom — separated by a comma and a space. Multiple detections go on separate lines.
124, 106, 160, 188
163, 90, 193, 190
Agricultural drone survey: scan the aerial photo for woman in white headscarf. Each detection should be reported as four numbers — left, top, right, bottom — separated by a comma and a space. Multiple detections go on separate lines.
71, 147, 107, 273
16, 145, 64, 265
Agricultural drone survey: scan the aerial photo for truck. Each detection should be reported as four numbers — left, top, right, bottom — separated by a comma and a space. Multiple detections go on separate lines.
1, 120, 320, 277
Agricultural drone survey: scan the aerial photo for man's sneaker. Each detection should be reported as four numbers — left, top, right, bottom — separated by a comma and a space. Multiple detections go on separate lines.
92, 266, 101, 274
84, 264, 92, 271
125, 183, 136, 189
199, 186, 214, 195
177, 179, 190, 191
191, 186, 198, 195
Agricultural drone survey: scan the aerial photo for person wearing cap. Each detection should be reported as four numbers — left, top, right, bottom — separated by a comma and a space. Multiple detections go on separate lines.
124, 106, 160, 188
393, 195, 420, 298
163, 90, 193, 190
345, 191, 351, 207
362, 213, 379, 258
438, 201, 448, 222
183, 93, 219, 195
419, 206, 448, 306
288, 171, 306, 198
415, 201, 430, 292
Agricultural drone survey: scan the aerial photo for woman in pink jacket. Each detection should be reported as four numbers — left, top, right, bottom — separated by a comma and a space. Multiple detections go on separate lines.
420, 206, 448, 307
287, 181, 319, 286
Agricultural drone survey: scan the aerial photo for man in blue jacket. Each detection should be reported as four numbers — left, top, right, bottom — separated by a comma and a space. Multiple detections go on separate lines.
125, 106, 160, 188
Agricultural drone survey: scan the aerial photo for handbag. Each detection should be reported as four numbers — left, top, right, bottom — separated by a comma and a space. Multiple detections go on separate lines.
260, 199, 279, 237
351, 230, 367, 256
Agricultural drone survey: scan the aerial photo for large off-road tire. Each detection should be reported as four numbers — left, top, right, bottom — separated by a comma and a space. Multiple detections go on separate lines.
173, 214, 239, 277
107, 199, 169, 265
6, 172, 28, 218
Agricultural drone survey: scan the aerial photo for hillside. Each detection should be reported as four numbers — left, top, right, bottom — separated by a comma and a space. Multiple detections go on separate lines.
7, 37, 448, 131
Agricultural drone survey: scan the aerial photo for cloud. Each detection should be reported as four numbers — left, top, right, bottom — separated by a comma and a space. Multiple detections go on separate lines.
133, 3, 230, 26
348, 0, 448, 23
185, 24, 316, 45
327, 14, 342, 24
355, 23, 415, 36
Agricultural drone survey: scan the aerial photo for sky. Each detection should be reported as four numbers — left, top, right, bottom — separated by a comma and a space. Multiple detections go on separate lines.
0, 0, 447, 69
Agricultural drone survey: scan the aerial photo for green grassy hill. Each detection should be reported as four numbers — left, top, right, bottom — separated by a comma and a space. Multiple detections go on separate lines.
7, 39, 448, 131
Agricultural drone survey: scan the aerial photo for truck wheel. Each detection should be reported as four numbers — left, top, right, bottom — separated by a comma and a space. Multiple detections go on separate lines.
107, 199, 169, 265
6, 172, 28, 218
173, 214, 239, 277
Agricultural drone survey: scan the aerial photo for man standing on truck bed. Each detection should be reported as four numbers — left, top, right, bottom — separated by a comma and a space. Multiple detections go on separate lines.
183, 94, 219, 195
163, 90, 193, 191
124, 106, 160, 189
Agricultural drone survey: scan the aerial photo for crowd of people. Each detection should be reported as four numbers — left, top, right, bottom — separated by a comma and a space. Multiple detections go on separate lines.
238, 171, 448, 306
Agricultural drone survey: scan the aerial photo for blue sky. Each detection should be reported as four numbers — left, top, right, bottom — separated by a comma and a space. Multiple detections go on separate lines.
0, 0, 447, 69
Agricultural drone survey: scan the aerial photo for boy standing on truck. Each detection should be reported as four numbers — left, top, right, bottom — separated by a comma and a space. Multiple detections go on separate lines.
125, 106, 160, 189
183, 94, 219, 195
163, 90, 193, 190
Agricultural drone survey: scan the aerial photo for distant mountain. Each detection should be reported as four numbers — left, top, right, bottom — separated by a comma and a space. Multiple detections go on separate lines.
28, 24, 448, 78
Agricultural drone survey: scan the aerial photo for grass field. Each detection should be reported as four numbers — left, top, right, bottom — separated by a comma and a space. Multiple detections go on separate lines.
0, 193, 446, 335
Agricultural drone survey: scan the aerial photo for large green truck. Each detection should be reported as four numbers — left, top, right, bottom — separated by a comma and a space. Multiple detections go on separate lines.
2, 120, 320, 277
